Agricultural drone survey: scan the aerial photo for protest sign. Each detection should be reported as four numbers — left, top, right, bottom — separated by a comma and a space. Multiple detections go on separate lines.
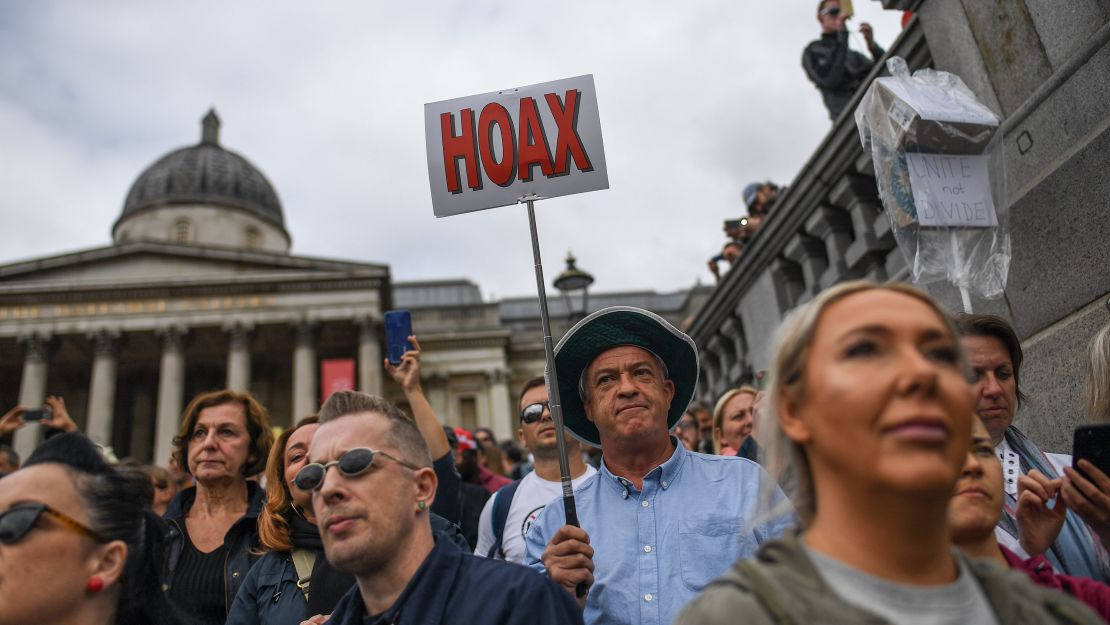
905, 153, 998, 228
424, 75, 608, 217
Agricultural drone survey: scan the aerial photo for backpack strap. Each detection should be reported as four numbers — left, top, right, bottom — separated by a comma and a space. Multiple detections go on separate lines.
291, 548, 316, 601
485, 479, 522, 559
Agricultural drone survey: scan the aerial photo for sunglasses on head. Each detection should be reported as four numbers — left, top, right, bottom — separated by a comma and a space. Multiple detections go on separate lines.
293, 447, 421, 492
520, 401, 550, 425
0, 502, 107, 545
820, 6, 840, 17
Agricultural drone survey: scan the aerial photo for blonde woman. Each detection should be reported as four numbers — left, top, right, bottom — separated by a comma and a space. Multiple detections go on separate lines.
712, 386, 758, 457
1085, 323, 1110, 423
678, 280, 1101, 625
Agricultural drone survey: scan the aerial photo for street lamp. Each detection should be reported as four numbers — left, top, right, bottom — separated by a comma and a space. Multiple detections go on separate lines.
553, 251, 595, 323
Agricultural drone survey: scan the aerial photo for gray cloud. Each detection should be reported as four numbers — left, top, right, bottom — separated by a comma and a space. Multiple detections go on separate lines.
0, 1, 905, 297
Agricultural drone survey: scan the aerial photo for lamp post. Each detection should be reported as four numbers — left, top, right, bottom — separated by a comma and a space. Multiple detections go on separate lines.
553, 251, 595, 323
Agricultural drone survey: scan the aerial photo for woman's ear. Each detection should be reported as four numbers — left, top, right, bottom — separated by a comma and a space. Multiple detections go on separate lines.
89, 540, 128, 589
777, 391, 812, 445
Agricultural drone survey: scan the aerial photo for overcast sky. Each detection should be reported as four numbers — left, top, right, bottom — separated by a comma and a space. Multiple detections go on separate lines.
0, 1, 906, 300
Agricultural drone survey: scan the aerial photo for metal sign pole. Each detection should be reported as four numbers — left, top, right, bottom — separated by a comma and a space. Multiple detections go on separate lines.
524, 197, 588, 597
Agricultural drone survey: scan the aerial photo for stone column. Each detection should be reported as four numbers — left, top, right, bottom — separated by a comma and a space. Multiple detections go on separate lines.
154, 327, 187, 467
424, 373, 449, 423
13, 335, 50, 459
357, 318, 383, 396
487, 368, 513, 441
292, 322, 318, 419
86, 330, 120, 447
225, 323, 253, 391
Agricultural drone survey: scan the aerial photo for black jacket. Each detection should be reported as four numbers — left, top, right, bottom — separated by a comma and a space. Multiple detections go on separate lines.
161, 481, 265, 618
327, 536, 584, 625
802, 30, 885, 120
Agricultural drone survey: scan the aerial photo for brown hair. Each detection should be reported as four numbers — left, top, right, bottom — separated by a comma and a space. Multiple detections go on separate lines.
318, 390, 432, 468
171, 389, 274, 477
954, 313, 1028, 406
518, 376, 547, 412
258, 415, 319, 553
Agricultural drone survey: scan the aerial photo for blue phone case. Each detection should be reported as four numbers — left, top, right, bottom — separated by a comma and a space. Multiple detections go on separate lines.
385, 310, 413, 365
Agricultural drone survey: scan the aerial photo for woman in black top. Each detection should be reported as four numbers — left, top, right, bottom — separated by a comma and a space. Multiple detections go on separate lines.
162, 389, 273, 625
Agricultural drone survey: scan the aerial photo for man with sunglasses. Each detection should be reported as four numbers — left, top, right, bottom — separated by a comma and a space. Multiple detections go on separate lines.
299, 390, 583, 625
476, 377, 596, 563
803, 0, 885, 121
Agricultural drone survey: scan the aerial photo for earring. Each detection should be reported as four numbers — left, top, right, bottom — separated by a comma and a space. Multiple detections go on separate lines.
417, 500, 426, 511
86, 577, 104, 594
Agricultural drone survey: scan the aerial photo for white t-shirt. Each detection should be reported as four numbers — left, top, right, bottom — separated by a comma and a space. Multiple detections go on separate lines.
475, 465, 597, 563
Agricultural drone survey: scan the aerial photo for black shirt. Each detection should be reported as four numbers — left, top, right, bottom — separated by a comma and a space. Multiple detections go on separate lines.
168, 524, 229, 625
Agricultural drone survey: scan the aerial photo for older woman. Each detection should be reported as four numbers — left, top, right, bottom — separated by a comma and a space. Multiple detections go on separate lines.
712, 386, 758, 458
957, 314, 1110, 581
679, 280, 1100, 624
950, 416, 1110, 621
163, 389, 273, 625
0, 432, 178, 625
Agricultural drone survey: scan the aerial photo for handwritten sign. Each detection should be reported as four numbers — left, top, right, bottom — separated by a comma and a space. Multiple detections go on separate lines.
906, 153, 998, 228
424, 75, 608, 217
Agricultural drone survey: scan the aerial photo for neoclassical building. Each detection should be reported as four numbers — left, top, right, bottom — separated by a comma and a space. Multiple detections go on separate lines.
0, 110, 710, 465
0, 111, 390, 464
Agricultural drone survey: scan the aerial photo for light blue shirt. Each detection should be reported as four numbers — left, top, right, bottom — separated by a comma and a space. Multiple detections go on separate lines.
524, 440, 795, 625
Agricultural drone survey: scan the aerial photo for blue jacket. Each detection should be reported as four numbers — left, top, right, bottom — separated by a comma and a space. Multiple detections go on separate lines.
161, 481, 265, 616
328, 536, 584, 625
225, 519, 472, 625
224, 549, 307, 625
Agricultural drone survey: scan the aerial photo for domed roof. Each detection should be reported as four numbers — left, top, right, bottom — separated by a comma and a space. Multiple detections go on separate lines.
117, 109, 285, 230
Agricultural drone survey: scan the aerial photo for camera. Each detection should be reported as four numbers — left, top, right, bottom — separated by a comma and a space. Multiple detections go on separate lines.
22, 407, 52, 422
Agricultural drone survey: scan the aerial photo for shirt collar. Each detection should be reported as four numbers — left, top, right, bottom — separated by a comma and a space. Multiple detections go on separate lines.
599, 436, 685, 498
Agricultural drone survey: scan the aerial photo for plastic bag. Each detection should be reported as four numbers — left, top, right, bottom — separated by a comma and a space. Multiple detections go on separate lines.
855, 57, 1010, 304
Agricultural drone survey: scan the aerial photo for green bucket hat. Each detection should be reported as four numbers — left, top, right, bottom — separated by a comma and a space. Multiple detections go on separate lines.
550, 306, 699, 447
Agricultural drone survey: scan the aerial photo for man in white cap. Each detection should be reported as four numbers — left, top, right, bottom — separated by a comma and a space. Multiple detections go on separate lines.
524, 307, 794, 625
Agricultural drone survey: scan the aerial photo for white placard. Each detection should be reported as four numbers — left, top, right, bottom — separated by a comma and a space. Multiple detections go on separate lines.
906, 153, 998, 228
424, 75, 608, 217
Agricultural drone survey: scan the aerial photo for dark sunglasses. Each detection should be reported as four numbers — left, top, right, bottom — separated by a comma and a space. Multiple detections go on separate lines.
520, 401, 550, 425
294, 447, 421, 492
820, 6, 840, 17
0, 502, 107, 545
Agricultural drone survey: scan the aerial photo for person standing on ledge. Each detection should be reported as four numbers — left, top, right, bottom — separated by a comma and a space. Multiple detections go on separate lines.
803, 0, 885, 121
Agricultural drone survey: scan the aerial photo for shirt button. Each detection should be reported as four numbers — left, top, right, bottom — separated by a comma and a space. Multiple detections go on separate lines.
644, 594, 653, 602
661, 481, 668, 488
644, 545, 653, 553
641, 501, 649, 508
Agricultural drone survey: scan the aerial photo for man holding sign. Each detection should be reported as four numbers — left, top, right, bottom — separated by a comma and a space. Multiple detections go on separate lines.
523, 307, 794, 625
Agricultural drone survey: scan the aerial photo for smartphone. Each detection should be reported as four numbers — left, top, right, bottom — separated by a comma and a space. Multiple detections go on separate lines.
21, 407, 51, 422
1073, 424, 1110, 478
384, 310, 413, 366
723, 219, 742, 231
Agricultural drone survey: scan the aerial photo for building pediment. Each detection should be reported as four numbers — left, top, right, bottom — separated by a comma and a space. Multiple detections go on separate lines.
0, 242, 389, 300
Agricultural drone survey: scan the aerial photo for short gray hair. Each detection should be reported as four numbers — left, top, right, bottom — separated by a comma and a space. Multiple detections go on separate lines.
318, 390, 432, 468
578, 347, 669, 403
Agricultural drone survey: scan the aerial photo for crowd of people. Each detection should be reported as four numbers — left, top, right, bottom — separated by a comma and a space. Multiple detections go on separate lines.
709, 0, 892, 285
2, 280, 1109, 625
